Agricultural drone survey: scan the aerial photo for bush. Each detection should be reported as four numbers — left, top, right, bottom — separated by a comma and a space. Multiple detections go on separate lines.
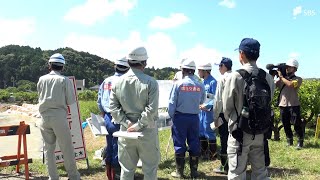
78, 90, 98, 101
0, 89, 10, 102
16, 80, 37, 91
5, 87, 18, 93
299, 79, 320, 126
14, 91, 38, 104
79, 100, 99, 121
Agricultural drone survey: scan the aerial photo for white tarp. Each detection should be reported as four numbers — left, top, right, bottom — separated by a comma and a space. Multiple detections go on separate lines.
157, 80, 173, 108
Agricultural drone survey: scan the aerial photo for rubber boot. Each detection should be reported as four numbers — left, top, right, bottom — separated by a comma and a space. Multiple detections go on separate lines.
106, 163, 112, 180
296, 139, 304, 150
214, 154, 228, 175
287, 138, 293, 146
171, 154, 185, 178
200, 137, 208, 160
208, 140, 217, 160
111, 165, 121, 180
189, 156, 199, 179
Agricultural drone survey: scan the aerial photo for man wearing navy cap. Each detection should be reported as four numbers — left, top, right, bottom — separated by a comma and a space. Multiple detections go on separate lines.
211, 57, 233, 174
222, 38, 275, 179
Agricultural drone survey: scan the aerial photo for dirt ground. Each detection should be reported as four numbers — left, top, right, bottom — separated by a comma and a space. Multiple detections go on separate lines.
0, 113, 43, 160
0, 103, 105, 180
0, 105, 46, 180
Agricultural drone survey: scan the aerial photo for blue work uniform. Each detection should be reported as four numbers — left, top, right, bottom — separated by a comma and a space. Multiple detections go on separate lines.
199, 75, 217, 140
168, 75, 205, 156
97, 72, 124, 166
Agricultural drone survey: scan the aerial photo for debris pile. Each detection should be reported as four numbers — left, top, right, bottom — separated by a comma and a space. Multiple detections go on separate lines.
3, 103, 41, 118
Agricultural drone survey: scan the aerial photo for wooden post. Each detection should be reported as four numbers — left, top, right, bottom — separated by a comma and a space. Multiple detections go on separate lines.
315, 114, 320, 139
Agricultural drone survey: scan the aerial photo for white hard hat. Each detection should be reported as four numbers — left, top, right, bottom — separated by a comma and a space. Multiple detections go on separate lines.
286, 59, 299, 69
115, 57, 130, 67
49, 53, 65, 65
181, 58, 196, 70
198, 62, 212, 70
127, 47, 148, 62
180, 58, 187, 65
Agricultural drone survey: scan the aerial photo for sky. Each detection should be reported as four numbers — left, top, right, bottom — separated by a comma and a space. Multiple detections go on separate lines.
0, 0, 319, 79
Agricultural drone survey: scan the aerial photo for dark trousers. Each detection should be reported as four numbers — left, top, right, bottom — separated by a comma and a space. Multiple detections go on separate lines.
218, 113, 228, 155
104, 113, 120, 166
280, 106, 304, 139
172, 113, 200, 156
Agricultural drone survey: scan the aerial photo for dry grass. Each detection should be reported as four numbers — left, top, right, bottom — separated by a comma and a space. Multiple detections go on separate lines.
82, 127, 106, 151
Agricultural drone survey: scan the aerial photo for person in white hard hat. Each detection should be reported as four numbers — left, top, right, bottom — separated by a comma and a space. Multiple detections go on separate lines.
37, 53, 80, 180
97, 57, 130, 180
173, 58, 201, 82
173, 58, 187, 81
197, 62, 218, 161
109, 47, 160, 180
168, 59, 205, 179
276, 58, 304, 149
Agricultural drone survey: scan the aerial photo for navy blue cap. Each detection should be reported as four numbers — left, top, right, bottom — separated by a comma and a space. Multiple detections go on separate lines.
220, 57, 232, 69
237, 38, 260, 54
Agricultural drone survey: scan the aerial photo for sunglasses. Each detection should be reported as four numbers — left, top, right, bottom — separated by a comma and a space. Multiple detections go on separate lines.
219, 64, 223, 67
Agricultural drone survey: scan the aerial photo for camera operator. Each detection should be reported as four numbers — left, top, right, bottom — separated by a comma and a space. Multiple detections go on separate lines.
275, 59, 304, 149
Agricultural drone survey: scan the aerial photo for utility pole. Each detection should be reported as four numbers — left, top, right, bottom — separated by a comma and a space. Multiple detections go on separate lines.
11, 76, 15, 87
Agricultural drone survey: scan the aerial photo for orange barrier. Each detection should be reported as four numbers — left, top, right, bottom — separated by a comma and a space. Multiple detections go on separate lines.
0, 121, 33, 179
315, 114, 320, 140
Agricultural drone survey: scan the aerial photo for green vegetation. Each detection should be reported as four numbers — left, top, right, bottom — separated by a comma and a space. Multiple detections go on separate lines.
78, 100, 99, 121
0, 45, 178, 89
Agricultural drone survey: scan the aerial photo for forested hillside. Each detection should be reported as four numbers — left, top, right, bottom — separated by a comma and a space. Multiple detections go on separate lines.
0, 45, 178, 88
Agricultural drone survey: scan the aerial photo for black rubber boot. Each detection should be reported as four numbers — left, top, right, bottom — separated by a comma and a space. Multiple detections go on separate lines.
208, 140, 217, 160
171, 154, 185, 178
214, 154, 228, 175
189, 156, 199, 179
287, 138, 293, 146
200, 137, 208, 159
296, 139, 304, 150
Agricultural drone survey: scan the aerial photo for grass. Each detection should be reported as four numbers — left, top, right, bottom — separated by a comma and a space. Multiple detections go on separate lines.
1, 127, 320, 179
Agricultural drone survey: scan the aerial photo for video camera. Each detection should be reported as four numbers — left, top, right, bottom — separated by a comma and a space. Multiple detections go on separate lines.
266, 63, 287, 77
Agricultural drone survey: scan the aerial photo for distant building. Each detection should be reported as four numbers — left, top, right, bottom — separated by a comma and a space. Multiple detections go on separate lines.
76, 79, 85, 92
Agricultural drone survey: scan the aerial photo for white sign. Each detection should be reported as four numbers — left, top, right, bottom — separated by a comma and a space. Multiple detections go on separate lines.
54, 77, 87, 163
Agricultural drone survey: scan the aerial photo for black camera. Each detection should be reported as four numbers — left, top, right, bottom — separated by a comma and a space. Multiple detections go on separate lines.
266, 63, 287, 77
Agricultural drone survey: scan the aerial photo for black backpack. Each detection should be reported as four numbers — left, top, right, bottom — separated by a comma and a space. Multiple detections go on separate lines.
236, 68, 272, 136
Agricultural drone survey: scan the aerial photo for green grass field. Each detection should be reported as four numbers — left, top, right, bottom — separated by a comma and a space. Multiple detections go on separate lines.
1, 125, 320, 179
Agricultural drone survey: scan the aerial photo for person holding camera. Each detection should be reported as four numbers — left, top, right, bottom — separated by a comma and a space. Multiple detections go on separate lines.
276, 59, 304, 149
222, 38, 274, 179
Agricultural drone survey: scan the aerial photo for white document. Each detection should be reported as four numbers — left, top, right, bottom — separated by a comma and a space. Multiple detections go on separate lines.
113, 131, 143, 139
86, 113, 108, 137
204, 92, 214, 105
210, 117, 224, 130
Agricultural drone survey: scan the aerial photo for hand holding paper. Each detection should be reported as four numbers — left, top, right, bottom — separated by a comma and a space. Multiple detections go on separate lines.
113, 131, 143, 139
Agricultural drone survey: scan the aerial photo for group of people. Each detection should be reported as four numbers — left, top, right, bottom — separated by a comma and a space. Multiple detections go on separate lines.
36, 37, 303, 180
